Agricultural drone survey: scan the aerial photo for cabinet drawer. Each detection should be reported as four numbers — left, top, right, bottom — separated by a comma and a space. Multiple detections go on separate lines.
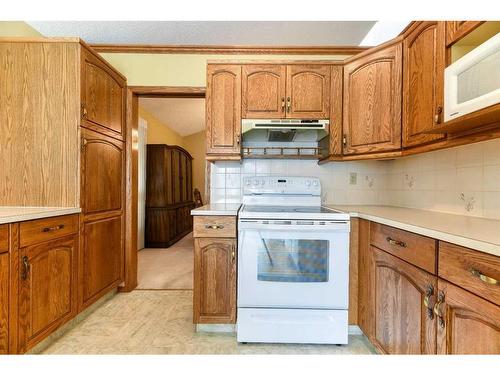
193, 216, 236, 238
19, 214, 79, 248
439, 242, 500, 305
370, 222, 437, 274
0, 225, 8, 254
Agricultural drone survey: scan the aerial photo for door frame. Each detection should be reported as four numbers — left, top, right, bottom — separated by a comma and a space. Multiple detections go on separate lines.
121, 86, 206, 292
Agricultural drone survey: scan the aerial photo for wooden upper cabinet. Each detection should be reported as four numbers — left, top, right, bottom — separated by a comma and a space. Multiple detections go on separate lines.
403, 22, 446, 148
372, 247, 437, 354
81, 48, 125, 139
206, 64, 242, 158
436, 279, 500, 354
81, 128, 124, 216
286, 65, 330, 119
193, 238, 236, 324
445, 21, 484, 46
242, 65, 286, 118
343, 42, 402, 154
18, 235, 78, 352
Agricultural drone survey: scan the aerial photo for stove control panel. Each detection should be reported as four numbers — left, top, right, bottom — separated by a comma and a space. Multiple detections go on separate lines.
243, 176, 321, 196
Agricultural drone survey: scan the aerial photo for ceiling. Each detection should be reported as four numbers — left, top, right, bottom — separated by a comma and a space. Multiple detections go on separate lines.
139, 97, 205, 137
27, 21, 376, 46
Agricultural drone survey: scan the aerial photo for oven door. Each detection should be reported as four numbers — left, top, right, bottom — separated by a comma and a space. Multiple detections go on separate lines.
237, 219, 349, 309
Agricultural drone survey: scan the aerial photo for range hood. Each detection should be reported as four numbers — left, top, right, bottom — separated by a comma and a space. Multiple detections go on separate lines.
241, 119, 329, 159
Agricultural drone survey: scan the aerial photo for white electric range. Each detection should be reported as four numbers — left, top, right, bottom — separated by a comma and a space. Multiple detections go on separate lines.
237, 176, 350, 344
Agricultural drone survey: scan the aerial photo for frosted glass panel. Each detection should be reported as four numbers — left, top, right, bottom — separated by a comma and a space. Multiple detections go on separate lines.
457, 49, 500, 104
257, 238, 329, 282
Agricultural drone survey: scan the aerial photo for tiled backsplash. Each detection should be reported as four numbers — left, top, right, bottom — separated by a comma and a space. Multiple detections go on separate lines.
383, 138, 500, 219
209, 138, 500, 220
210, 159, 391, 206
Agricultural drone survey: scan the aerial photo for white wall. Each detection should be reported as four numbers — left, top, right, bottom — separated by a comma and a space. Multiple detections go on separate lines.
209, 138, 500, 220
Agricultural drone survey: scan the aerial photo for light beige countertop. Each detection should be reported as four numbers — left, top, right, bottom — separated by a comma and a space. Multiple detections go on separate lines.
191, 203, 241, 216
0, 207, 81, 224
327, 205, 500, 257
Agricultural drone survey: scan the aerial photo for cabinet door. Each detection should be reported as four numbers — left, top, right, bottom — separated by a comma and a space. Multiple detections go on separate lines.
206, 65, 242, 158
436, 279, 500, 354
372, 247, 437, 354
286, 65, 330, 119
180, 152, 188, 202
242, 65, 286, 118
80, 216, 123, 308
445, 21, 484, 46
194, 238, 236, 324
403, 22, 446, 147
0, 252, 8, 354
343, 43, 402, 154
18, 236, 78, 352
146, 146, 173, 207
81, 48, 125, 139
81, 128, 124, 215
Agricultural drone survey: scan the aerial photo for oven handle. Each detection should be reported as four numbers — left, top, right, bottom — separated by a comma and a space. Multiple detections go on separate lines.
238, 220, 350, 232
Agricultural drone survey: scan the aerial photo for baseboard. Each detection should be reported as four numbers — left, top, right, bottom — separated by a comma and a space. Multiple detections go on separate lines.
348, 325, 363, 335
196, 324, 236, 333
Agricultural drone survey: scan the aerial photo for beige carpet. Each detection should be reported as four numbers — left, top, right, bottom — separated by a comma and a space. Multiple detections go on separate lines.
137, 232, 194, 290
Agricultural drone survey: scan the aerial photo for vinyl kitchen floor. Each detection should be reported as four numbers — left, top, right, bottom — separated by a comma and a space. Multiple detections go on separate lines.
137, 232, 194, 290
40, 290, 377, 355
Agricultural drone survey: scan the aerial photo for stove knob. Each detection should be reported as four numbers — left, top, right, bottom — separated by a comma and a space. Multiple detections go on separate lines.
245, 180, 251, 186
261, 179, 265, 186
253, 179, 259, 186
313, 180, 319, 187
305, 180, 311, 187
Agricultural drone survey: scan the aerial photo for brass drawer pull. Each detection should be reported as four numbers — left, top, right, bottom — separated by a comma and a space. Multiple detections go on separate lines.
42, 224, 65, 233
205, 224, 224, 230
386, 237, 407, 248
286, 97, 291, 113
470, 269, 499, 285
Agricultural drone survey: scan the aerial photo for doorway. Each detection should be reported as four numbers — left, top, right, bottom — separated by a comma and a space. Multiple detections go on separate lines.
125, 86, 206, 292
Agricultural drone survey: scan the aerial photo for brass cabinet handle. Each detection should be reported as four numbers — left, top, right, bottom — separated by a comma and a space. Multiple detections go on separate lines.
205, 224, 224, 230
81, 103, 88, 120
21, 256, 30, 281
434, 106, 443, 124
236, 134, 240, 146
433, 291, 445, 329
42, 224, 65, 233
286, 97, 291, 113
281, 97, 285, 112
423, 285, 435, 320
470, 269, 499, 285
231, 247, 236, 263
386, 237, 407, 248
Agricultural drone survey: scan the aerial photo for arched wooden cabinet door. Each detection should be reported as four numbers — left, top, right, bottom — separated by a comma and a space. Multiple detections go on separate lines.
403, 21, 446, 147
435, 280, 500, 354
343, 42, 402, 154
81, 48, 125, 139
18, 236, 78, 352
206, 65, 241, 157
372, 247, 437, 354
193, 238, 236, 324
242, 65, 286, 118
81, 128, 124, 216
286, 65, 330, 119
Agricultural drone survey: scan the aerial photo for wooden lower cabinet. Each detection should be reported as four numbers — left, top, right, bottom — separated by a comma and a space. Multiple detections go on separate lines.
17, 235, 78, 353
193, 237, 236, 324
372, 247, 437, 354
436, 279, 500, 354
0, 252, 9, 354
80, 216, 123, 309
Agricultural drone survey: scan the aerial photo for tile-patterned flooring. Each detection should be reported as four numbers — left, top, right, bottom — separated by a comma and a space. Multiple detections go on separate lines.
41, 290, 377, 354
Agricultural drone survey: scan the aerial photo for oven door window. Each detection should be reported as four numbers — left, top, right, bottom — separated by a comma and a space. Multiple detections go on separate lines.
257, 237, 329, 282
